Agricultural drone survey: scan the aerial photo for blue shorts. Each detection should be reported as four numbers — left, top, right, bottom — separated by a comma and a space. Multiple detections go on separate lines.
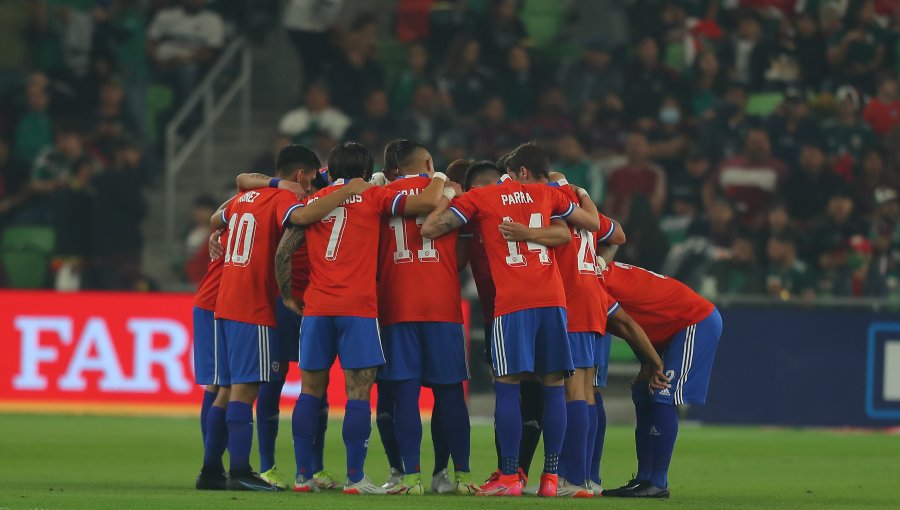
653, 308, 722, 405
275, 299, 301, 363
568, 332, 599, 369
299, 316, 385, 371
491, 307, 573, 377
217, 318, 277, 385
593, 333, 612, 388
192, 307, 217, 385
378, 322, 468, 385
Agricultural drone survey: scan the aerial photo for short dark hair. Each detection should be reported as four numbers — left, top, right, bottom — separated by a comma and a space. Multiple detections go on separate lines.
464, 160, 502, 191
384, 139, 427, 172
275, 144, 321, 177
503, 142, 551, 180
327, 141, 374, 181
446, 158, 474, 185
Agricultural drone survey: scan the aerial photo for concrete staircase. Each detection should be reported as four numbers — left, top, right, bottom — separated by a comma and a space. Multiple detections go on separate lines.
142, 30, 301, 289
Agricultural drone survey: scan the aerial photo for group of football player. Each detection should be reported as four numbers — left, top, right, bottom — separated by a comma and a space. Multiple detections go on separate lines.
190, 138, 723, 499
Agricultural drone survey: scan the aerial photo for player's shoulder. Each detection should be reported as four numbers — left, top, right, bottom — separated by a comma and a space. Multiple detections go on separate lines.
386, 174, 430, 189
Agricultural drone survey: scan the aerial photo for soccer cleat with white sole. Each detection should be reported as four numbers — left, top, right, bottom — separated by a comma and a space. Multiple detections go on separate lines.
453, 471, 477, 495
387, 473, 424, 495
313, 469, 340, 490
431, 469, 454, 494
557, 478, 593, 498
380, 468, 403, 490
587, 480, 602, 496
293, 474, 319, 493
259, 467, 289, 490
344, 476, 388, 495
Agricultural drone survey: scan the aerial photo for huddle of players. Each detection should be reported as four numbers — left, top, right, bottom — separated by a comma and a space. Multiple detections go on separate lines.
190, 138, 724, 499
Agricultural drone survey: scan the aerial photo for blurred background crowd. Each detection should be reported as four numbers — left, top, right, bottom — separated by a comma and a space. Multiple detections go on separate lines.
1, 0, 899, 301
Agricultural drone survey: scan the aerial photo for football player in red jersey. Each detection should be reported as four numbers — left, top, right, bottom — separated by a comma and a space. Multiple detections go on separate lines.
600, 261, 722, 499
367, 140, 473, 495
276, 141, 449, 495
421, 142, 601, 497
209, 155, 368, 492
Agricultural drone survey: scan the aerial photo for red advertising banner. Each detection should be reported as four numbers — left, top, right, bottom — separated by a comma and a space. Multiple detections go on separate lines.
0, 291, 469, 415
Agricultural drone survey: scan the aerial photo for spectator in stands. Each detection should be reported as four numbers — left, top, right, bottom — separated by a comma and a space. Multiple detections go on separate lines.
390, 42, 433, 112
691, 50, 726, 118
766, 233, 816, 300
824, 85, 877, 170
794, 11, 829, 91
346, 89, 397, 158
12, 82, 53, 167
783, 142, 844, 226
606, 132, 667, 220
709, 234, 766, 296
721, 11, 772, 91
0, 138, 29, 227
283, 0, 344, 90
498, 45, 538, 121
619, 195, 670, 271
476, 0, 527, 68
147, 0, 225, 104
764, 87, 822, 168
646, 95, 689, 174
669, 149, 711, 213
827, 0, 887, 95
52, 155, 95, 290
278, 81, 351, 146
852, 148, 895, 217
326, 21, 385, 116
659, 185, 700, 248
183, 194, 217, 284
698, 81, 752, 161
687, 197, 738, 254
89, 137, 146, 290
467, 96, 517, 160
559, 37, 623, 114
870, 186, 900, 293
808, 191, 865, 294
553, 134, 603, 203
578, 92, 627, 159
439, 35, 493, 116
521, 84, 574, 145
707, 128, 787, 229
863, 73, 900, 136
624, 36, 680, 120
31, 122, 100, 206
399, 82, 454, 149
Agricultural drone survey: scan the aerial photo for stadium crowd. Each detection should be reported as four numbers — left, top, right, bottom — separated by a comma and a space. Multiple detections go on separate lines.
0, 0, 899, 300
265, 0, 900, 300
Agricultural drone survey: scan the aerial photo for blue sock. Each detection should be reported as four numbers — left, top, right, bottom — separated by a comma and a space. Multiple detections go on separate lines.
541, 385, 567, 475
649, 403, 678, 489
393, 379, 423, 474
200, 389, 217, 443
292, 394, 321, 478
343, 399, 372, 483
434, 383, 470, 473
518, 380, 544, 476
376, 382, 403, 472
311, 400, 328, 474
494, 381, 522, 475
256, 378, 284, 472
202, 404, 228, 473
226, 401, 254, 474
588, 394, 605, 485
562, 400, 588, 484
430, 392, 449, 475
632, 384, 654, 480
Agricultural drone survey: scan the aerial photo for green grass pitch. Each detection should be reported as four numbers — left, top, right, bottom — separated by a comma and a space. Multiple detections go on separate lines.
0, 413, 898, 509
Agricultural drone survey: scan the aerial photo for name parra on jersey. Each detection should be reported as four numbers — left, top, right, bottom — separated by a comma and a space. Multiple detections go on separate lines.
501, 191, 534, 206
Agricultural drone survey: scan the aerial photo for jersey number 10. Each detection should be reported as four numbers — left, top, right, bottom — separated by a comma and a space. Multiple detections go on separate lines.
225, 212, 257, 267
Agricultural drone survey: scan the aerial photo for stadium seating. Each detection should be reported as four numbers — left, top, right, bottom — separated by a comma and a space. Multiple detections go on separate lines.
1, 226, 55, 289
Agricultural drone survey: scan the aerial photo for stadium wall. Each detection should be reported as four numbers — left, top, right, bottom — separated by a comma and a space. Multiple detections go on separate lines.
0, 291, 470, 415
690, 305, 900, 428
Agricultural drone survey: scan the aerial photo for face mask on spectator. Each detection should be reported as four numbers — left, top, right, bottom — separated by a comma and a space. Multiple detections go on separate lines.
660, 107, 680, 125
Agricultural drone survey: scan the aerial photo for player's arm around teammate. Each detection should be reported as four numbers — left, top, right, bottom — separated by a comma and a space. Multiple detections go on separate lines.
275, 226, 305, 315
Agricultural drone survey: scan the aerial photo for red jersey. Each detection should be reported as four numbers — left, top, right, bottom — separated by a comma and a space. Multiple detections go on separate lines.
377, 175, 462, 326
602, 262, 714, 346
194, 237, 224, 312
302, 179, 407, 317
449, 176, 576, 317
466, 226, 496, 323
215, 189, 302, 327
863, 98, 900, 136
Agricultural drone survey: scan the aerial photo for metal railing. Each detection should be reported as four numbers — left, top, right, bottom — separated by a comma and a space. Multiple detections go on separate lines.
163, 37, 252, 253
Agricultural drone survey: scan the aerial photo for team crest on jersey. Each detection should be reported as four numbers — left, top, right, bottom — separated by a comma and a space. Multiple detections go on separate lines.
272, 361, 280, 373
